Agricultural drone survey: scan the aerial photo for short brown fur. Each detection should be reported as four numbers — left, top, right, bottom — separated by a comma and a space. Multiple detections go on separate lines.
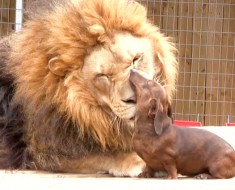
130, 70, 235, 179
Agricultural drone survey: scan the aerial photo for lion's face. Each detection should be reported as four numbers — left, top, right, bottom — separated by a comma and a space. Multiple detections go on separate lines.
81, 32, 158, 127
10, 0, 177, 149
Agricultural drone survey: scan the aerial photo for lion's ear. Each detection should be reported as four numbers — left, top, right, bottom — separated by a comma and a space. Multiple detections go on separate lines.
88, 24, 108, 44
48, 57, 69, 77
88, 24, 105, 36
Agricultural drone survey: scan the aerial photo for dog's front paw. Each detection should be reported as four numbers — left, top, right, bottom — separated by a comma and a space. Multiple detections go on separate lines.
195, 173, 211, 179
138, 170, 167, 178
138, 170, 152, 178
153, 171, 167, 178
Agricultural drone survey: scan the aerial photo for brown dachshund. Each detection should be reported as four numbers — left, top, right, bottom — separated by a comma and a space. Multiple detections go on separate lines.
130, 69, 235, 179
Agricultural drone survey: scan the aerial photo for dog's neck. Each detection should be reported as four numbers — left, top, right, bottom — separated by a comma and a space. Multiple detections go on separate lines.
135, 118, 157, 136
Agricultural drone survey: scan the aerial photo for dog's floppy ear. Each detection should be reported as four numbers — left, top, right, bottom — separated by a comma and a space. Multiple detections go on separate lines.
148, 99, 156, 118
154, 100, 173, 135
167, 102, 174, 123
148, 99, 164, 135
153, 101, 164, 135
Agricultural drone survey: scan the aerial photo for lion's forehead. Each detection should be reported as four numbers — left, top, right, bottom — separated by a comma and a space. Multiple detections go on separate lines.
111, 33, 154, 63
82, 32, 156, 78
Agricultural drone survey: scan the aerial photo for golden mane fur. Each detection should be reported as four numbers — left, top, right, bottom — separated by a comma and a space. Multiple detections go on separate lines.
1, 0, 178, 171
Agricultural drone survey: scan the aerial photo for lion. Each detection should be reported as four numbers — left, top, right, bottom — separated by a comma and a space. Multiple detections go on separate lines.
0, 0, 178, 176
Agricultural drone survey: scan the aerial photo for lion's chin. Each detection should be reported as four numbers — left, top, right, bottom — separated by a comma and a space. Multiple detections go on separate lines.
126, 118, 135, 129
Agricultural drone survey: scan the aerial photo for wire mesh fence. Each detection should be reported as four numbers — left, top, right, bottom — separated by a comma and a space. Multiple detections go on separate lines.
0, 0, 234, 125
138, 0, 235, 126
0, 0, 24, 35
0, 0, 16, 36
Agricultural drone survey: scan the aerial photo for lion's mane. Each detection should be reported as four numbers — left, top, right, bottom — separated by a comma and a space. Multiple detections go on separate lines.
0, 0, 177, 170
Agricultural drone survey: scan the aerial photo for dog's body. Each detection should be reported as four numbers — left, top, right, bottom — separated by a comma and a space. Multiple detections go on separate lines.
130, 70, 235, 179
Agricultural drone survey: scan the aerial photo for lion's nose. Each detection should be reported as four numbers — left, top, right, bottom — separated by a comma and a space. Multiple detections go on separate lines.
122, 95, 137, 104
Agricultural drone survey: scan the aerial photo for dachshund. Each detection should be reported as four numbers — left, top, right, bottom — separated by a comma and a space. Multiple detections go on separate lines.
130, 69, 235, 179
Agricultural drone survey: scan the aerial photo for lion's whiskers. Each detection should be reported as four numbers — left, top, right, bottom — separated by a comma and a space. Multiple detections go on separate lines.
109, 114, 128, 138
109, 115, 120, 135
155, 72, 166, 85
162, 84, 171, 88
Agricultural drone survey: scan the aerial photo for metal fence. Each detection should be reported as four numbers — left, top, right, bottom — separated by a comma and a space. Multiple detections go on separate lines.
0, 0, 234, 125
0, 0, 22, 36
138, 0, 235, 126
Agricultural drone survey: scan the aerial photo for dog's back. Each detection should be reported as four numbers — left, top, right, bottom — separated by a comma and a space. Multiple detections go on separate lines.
173, 126, 235, 178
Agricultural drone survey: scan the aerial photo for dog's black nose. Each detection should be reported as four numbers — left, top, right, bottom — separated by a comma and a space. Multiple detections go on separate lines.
130, 69, 138, 77
129, 69, 147, 85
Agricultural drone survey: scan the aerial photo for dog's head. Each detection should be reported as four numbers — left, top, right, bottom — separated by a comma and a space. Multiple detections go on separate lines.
130, 69, 173, 135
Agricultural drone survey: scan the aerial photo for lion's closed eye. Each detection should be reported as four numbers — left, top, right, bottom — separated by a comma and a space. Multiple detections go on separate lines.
133, 53, 144, 66
94, 74, 111, 94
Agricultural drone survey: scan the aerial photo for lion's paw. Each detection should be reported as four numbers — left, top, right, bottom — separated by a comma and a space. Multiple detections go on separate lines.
107, 153, 145, 177
107, 152, 167, 177
108, 160, 145, 177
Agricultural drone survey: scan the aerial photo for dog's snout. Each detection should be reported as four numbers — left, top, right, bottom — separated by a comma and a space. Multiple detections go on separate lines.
130, 69, 144, 85
129, 69, 137, 84
130, 69, 137, 76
